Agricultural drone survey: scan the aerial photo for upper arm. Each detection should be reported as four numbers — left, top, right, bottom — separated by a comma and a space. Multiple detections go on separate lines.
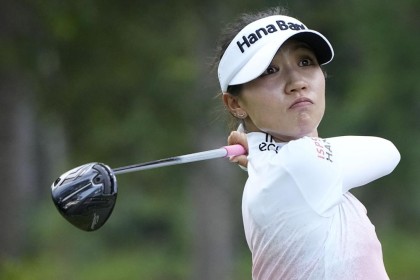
281, 137, 343, 216
328, 136, 400, 192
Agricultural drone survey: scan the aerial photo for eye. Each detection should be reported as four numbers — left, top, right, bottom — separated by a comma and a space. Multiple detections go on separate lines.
260, 65, 279, 77
298, 58, 314, 67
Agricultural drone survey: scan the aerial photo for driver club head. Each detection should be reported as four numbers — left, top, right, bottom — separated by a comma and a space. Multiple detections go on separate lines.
51, 163, 117, 231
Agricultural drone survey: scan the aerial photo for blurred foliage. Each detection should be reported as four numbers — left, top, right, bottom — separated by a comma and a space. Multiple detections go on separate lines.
1, 0, 419, 279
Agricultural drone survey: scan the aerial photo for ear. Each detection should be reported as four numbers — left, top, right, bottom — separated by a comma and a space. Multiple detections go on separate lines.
222, 93, 247, 118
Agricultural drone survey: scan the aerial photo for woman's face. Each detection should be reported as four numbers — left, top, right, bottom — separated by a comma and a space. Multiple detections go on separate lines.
225, 40, 326, 142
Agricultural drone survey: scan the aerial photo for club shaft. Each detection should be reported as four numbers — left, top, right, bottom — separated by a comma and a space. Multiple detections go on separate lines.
113, 144, 245, 175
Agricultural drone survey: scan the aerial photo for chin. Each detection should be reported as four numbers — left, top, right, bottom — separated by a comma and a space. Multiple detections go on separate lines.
294, 125, 319, 139
295, 115, 322, 137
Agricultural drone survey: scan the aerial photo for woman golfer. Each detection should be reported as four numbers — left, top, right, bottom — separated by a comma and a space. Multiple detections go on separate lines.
216, 7, 400, 280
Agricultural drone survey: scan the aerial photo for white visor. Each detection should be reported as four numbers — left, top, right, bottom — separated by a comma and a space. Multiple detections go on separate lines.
218, 15, 334, 92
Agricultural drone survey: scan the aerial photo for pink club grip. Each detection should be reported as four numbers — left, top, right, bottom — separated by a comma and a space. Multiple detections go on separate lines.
223, 144, 247, 157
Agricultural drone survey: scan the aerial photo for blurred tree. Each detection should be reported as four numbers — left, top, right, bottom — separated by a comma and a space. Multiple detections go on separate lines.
0, 1, 39, 260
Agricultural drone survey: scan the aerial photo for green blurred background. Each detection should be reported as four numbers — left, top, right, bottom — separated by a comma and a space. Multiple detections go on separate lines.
1, 0, 419, 279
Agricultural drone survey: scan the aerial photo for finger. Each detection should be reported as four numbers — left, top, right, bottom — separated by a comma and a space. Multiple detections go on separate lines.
228, 131, 248, 150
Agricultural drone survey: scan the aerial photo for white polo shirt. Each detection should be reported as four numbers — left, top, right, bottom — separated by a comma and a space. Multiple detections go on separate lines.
242, 133, 400, 280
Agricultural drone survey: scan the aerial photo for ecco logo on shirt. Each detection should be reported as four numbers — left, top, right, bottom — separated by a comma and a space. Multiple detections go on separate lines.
259, 142, 280, 154
258, 134, 281, 154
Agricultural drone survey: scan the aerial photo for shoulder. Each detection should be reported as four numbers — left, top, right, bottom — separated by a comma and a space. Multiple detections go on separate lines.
247, 132, 285, 155
246, 134, 337, 169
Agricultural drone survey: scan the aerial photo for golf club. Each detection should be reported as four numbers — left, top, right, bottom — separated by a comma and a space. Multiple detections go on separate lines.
51, 144, 246, 231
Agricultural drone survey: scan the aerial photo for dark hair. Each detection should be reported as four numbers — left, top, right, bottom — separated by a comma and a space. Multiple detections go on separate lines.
214, 7, 290, 130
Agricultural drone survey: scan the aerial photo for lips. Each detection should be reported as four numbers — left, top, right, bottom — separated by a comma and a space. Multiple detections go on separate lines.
289, 97, 313, 109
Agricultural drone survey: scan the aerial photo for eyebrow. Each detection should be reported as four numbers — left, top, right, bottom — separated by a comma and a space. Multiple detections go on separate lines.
292, 42, 314, 52
275, 41, 315, 55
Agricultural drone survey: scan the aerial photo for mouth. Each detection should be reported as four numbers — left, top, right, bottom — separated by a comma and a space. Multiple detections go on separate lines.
289, 97, 313, 109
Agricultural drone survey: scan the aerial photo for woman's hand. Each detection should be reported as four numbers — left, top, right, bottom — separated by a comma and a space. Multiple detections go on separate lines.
228, 131, 249, 168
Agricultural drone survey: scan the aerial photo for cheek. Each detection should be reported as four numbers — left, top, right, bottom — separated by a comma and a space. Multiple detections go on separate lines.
314, 72, 326, 102
315, 68, 326, 88
316, 77, 326, 119
237, 86, 265, 112
240, 90, 282, 117
237, 93, 278, 131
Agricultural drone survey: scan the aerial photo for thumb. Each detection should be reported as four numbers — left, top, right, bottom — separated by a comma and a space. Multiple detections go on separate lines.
227, 131, 248, 168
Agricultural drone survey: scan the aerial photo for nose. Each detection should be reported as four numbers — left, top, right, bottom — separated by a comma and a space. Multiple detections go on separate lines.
284, 70, 308, 95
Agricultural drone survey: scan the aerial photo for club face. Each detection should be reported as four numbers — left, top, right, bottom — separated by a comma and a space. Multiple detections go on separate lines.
51, 163, 117, 231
